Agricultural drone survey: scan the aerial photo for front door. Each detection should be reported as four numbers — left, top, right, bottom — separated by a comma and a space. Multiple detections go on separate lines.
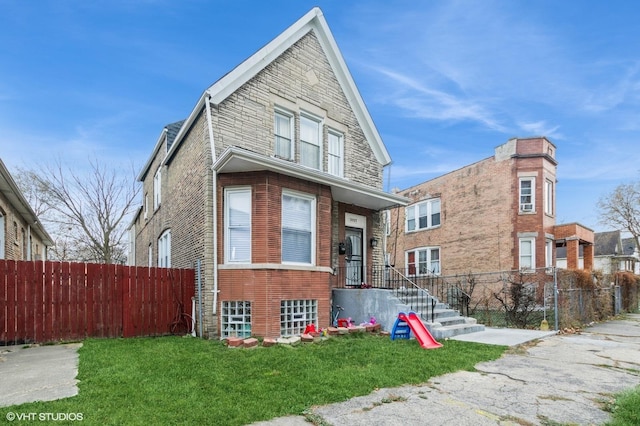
345, 227, 363, 286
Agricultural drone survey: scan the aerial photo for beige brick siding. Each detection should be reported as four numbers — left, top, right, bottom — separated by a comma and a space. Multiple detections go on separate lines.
388, 137, 557, 275
0, 192, 47, 261
134, 30, 386, 338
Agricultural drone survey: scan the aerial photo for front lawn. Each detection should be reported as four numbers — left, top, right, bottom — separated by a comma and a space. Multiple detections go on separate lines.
3, 334, 506, 425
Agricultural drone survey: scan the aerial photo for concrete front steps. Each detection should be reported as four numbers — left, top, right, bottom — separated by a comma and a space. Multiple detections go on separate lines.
395, 289, 485, 340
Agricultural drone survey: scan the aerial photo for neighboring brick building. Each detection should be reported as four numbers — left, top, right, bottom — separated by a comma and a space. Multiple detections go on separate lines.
129, 8, 407, 339
0, 159, 52, 261
386, 137, 560, 276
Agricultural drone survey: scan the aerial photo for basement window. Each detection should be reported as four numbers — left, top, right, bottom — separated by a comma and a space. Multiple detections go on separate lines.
280, 299, 317, 336
221, 301, 252, 338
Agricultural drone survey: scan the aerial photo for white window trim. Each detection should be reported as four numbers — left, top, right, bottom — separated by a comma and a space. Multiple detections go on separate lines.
0, 213, 4, 260
519, 177, 535, 213
148, 243, 153, 268
405, 198, 441, 233
299, 112, 323, 171
153, 168, 161, 210
544, 179, 554, 216
224, 187, 252, 264
274, 108, 295, 161
405, 246, 441, 276
545, 239, 553, 269
519, 237, 536, 270
327, 128, 344, 177
281, 190, 316, 266
158, 229, 171, 268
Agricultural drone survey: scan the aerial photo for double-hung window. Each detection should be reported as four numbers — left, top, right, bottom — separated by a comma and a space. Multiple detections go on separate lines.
282, 191, 315, 264
274, 110, 294, 160
519, 238, 535, 270
225, 188, 251, 263
406, 247, 440, 276
544, 179, 554, 215
300, 114, 321, 170
158, 230, 171, 267
153, 168, 161, 210
406, 198, 441, 232
519, 178, 535, 212
327, 129, 344, 177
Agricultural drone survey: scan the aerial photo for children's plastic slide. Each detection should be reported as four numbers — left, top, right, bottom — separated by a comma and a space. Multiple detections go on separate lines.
393, 312, 443, 349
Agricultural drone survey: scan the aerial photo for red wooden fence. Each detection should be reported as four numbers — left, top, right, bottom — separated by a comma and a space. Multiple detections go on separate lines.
0, 260, 195, 344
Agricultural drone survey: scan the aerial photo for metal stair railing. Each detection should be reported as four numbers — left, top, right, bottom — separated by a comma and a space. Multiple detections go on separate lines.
387, 266, 437, 323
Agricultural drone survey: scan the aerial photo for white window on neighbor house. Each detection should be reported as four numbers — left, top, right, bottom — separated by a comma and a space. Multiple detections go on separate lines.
158, 229, 171, 268
519, 178, 535, 212
545, 239, 553, 270
274, 109, 294, 160
153, 168, 161, 210
148, 243, 153, 268
0, 212, 4, 259
225, 188, 251, 263
281, 191, 315, 264
406, 198, 441, 232
406, 247, 440, 276
280, 299, 317, 336
144, 193, 149, 220
300, 113, 322, 170
519, 238, 535, 270
544, 179, 554, 216
327, 129, 344, 177
221, 301, 252, 338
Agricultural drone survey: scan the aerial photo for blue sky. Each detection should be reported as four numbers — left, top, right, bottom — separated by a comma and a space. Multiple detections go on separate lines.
1, 1, 639, 232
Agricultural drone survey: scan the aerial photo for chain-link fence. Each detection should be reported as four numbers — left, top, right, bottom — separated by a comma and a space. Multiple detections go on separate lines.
389, 267, 638, 330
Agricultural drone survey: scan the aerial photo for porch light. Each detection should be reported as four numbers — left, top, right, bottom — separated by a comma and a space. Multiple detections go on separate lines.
370, 237, 378, 249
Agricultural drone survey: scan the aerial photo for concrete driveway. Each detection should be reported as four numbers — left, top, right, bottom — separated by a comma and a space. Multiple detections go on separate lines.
0, 343, 81, 408
256, 314, 640, 426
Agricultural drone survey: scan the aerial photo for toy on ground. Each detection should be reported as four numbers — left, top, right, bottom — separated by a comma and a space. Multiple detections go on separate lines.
391, 312, 442, 349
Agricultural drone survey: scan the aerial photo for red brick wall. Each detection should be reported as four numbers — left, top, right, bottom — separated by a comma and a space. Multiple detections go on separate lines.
217, 171, 334, 338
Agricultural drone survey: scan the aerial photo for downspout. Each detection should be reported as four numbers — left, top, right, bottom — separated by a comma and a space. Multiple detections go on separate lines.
205, 94, 219, 316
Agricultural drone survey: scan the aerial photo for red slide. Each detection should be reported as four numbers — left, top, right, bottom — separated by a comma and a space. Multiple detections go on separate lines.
399, 312, 443, 349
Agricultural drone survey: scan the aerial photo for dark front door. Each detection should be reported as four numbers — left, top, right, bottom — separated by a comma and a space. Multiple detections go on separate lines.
345, 227, 363, 286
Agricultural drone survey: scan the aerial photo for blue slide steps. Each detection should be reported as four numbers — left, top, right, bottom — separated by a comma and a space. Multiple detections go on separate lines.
390, 314, 412, 340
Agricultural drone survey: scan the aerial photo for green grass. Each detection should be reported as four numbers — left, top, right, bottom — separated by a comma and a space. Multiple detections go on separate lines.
2, 334, 505, 425
605, 385, 640, 426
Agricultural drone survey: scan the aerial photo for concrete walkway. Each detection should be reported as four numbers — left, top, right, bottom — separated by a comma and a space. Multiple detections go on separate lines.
0, 343, 81, 408
255, 314, 640, 426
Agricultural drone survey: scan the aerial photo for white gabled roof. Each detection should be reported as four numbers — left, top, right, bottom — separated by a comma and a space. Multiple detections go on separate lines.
166, 7, 391, 167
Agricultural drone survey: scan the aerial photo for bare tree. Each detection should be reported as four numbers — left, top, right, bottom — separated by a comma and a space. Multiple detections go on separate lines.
598, 181, 640, 250
16, 159, 140, 264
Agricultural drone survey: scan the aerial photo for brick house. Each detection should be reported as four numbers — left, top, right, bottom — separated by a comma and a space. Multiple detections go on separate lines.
129, 8, 407, 339
386, 137, 563, 276
0, 159, 52, 261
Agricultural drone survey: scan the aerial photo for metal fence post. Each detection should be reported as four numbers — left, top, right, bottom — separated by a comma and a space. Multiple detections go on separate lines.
553, 267, 559, 331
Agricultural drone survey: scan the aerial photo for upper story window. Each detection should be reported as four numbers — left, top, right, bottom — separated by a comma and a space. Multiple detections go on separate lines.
300, 114, 322, 170
153, 168, 161, 210
282, 190, 315, 265
406, 247, 440, 276
406, 198, 441, 232
519, 237, 535, 270
327, 129, 344, 177
274, 110, 294, 160
148, 243, 153, 268
519, 178, 535, 212
225, 188, 251, 263
158, 229, 171, 268
544, 179, 554, 216
144, 193, 149, 220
